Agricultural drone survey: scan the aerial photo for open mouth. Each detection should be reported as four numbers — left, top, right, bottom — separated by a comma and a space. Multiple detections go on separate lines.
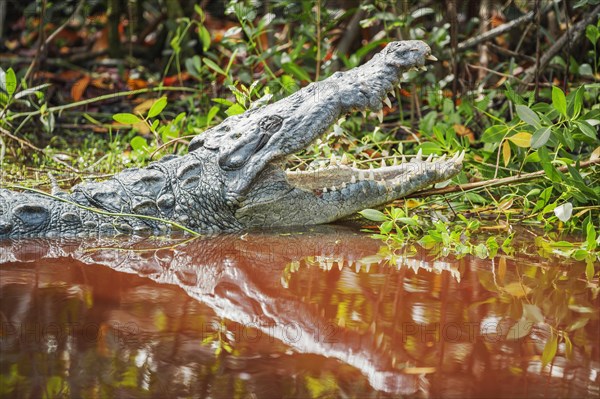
285, 149, 464, 196
277, 49, 463, 200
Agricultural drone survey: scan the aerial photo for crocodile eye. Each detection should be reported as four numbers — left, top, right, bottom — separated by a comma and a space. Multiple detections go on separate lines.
259, 115, 283, 133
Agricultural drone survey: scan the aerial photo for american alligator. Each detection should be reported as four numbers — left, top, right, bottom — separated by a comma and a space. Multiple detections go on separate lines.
0, 40, 464, 238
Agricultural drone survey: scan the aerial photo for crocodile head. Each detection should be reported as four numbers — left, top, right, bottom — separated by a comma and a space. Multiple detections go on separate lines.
189, 41, 464, 228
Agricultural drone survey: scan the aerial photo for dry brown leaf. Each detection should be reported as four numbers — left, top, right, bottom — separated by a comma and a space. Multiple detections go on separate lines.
591, 146, 600, 161
453, 124, 475, 143
134, 98, 158, 114
71, 75, 90, 101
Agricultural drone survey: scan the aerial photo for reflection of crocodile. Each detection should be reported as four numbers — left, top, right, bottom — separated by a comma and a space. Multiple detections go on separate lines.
0, 226, 431, 394
0, 41, 463, 237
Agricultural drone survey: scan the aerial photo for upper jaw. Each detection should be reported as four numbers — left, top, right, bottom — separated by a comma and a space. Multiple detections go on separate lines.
216, 41, 437, 198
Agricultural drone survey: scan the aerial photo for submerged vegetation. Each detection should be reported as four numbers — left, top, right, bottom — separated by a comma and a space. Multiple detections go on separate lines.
0, 1, 599, 250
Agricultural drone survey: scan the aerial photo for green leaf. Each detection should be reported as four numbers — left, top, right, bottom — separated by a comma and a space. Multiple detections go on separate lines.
503, 282, 531, 298
380, 220, 394, 234
523, 304, 544, 323
586, 261, 595, 282
225, 103, 245, 116
206, 105, 219, 125
198, 25, 211, 52
541, 334, 558, 368
566, 317, 589, 332
586, 24, 600, 45
5, 68, 16, 96
586, 221, 597, 250
516, 104, 541, 128
564, 335, 573, 359
396, 217, 418, 226
537, 147, 562, 182
506, 319, 533, 340
530, 127, 551, 149
552, 86, 567, 117
113, 113, 141, 124
359, 209, 388, 222
282, 62, 311, 82
572, 86, 584, 118
481, 125, 507, 144
575, 120, 599, 140
464, 192, 487, 204
130, 136, 149, 152
147, 96, 167, 118
203, 57, 226, 75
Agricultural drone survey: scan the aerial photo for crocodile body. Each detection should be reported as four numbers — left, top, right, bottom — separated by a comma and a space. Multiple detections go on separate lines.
0, 41, 463, 238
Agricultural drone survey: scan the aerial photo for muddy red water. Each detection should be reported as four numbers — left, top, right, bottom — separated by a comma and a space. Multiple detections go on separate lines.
0, 225, 598, 398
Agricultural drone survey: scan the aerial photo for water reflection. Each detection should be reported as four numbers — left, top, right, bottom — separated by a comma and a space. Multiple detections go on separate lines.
0, 225, 598, 398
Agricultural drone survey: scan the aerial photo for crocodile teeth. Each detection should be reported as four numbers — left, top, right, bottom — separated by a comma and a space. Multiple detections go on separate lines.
376, 110, 384, 123
319, 161, 326, 169
341, 182, 347, 188
330, 186, 337, 191
419, 65, 427, 71
426, 153, 433, 162
323, 187, 328, 193
358, 171, 365, 181
402, 154, 407, 163
426, 54, 438, 61
361, 110, 367, 118
340, 153, 349, 165
456, 150, 466, 163
383, 96, 392, 108
330, 154, 338, 166
415, 148, 423, 161
389, 90, 396, 98
369, 169, 375, 180
352, 161, 358, 169
380, 158, 386, 168
351, 175, 356, 184
393, 157, 398, 166
438, 154, 447, 162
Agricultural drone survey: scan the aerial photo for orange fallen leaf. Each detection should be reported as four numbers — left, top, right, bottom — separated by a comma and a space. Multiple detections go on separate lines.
127, 78, 148, 90
453, 124, 475, 143
71, 75, 90, 101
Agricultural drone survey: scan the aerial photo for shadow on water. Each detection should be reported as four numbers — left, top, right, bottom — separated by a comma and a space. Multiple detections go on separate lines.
0, 225, 598, 398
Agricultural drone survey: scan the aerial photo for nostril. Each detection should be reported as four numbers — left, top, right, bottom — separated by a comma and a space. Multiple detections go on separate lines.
189, 136, 205, 152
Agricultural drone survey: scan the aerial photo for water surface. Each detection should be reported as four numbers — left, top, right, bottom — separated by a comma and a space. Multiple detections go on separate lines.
1, 226, 598, 398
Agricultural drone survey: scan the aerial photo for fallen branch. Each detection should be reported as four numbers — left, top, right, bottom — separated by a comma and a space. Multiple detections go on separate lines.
519, 4, 600, 90
457, 0, 561, 51
412, 158, 600, 198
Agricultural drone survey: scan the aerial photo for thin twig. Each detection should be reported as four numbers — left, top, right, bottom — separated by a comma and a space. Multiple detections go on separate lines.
9, 86, 199, 120
412, 158, 600, 198
519, 4, 600, 90
457, 0, 561, 51
0, 126, 43, 152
